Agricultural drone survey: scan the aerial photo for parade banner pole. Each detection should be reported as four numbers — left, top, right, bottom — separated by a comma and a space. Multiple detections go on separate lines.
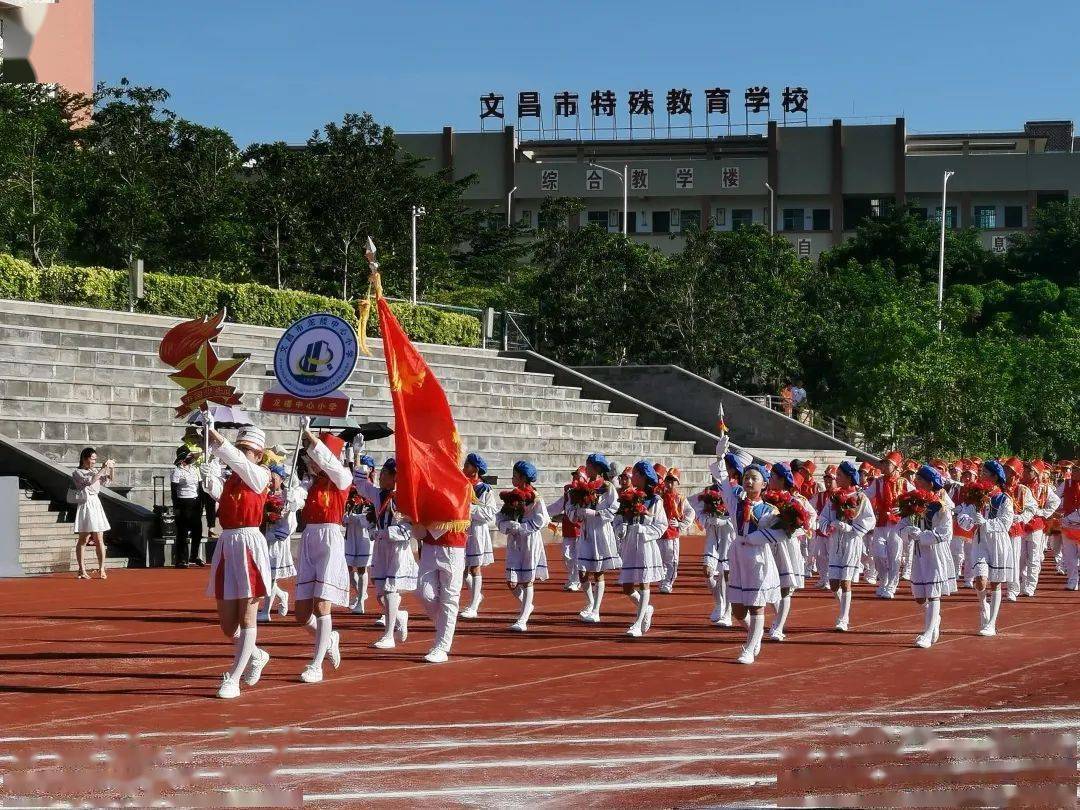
286, 416, 308, 490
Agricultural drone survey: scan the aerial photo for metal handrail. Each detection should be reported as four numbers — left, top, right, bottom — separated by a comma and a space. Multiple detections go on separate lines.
750, 394, 865, 449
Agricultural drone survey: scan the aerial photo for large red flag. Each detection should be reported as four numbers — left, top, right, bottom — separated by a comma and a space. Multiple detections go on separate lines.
376, 296, 471, 532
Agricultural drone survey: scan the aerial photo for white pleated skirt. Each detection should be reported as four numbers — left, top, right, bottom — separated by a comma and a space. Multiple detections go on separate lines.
74, 495, 110, 534
618, 525, 665, 585
206, 527, 272, 601
295, 523, 351, 607
371, 536, 419, 595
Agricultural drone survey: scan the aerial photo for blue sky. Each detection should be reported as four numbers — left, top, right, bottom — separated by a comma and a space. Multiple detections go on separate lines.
96, 0, 1071, 147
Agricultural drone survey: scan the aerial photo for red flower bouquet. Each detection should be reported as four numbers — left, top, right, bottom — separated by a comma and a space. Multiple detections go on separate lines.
897, 489, 938, 519
568, 478, 605, 509
617, 487, 650, 522
763, 490, 811, 534
960, 481, 995, 511
263, 492, 285, 527
698, 486, 728, 518
500, 485, 535, 521
830, 490, 860, 522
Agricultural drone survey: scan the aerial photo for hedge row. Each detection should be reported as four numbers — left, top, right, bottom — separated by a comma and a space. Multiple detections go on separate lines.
0, 254, 481, 347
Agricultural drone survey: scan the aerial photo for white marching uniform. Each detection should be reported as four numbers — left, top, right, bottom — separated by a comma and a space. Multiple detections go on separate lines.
565, 482, 622, 573
818, 490, 877, 582
957, 491, 1015, 584
1021, 483, 1060, 595
466, 481, 499, 567
657, 494, 695, 589
688, 492, 734, 575
344, 507, 374, 568
902, 492, 957, 600
294, 441, 352, 607
614, 497, 666, 585
771, 492, 815, 590
547, 493, 581, 583
728, 499, 782, 608
72, 466, 112, 534
499, 495, 550, 585
1062, 503, 1080, 589
1006, 484, 1036, 597
201, 442, 272, 601
265, 484, 304, 579
355, 477, 418, 595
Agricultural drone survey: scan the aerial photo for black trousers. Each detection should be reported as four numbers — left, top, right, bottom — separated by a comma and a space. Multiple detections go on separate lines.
174, 498, 203, 564
200, 490, 217, 535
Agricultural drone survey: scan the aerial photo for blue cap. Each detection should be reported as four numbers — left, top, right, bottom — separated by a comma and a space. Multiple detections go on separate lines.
770, 462, 795, 488
838, 460, 861, 487
269, 463, 288, 478
357, 454, 376, 470
983, 460, 1006, 486
745, 463, 771, 482
633, 460, 659, 485
513, 460, 538, 483
724, 452, 746, 478
586, 452, 610, 470
382, 458, 397, 473
916, 465, 943, 490
465, 452, 488, 474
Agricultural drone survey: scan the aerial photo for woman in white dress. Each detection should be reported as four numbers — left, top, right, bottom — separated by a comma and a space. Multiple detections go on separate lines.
900, 465, 956, 649
614, 460, 667, 637
72, 447, 115, 580
460, 452, 498, 619
497, 460, 550, 633
817, 461, 876, 632
955, 460, 1014, 637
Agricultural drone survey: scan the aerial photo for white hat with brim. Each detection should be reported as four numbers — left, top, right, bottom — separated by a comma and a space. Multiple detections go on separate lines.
236, 426, 266, 453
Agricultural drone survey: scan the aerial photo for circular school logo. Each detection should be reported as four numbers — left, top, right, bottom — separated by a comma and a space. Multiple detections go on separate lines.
273, 313, 358, 399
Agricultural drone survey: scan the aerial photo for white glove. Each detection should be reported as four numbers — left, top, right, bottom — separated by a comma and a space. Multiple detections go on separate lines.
668, 519, 679, 529
502, 521, 522, 534
836, 521, 852, 533
581, 508, 598, 518
972, 513, 987, 526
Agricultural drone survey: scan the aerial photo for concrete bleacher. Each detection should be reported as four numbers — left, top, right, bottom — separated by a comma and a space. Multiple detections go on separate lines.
0, 299, 856, 521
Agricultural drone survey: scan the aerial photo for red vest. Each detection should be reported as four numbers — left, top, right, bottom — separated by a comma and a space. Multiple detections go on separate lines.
424, 529, 467, 548
302, 475, 350, 526
218, 474, 268, 530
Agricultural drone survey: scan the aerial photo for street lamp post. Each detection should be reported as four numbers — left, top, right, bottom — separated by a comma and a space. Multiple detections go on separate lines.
587, 162, 629, 235
506, 186, 518, 227
764, 182, 775, 235
937, 170, 955, 332
410, 204, 426, 305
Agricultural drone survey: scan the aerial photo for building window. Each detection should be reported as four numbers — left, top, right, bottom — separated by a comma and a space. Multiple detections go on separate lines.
974, 205, 997, 229
843, 197, 894, 230
586, 210, 610, 230
1037, 191, 1067, 208
782, 208, 804, 231
1003, 205, 1023, 228
680, 210, 701, 231
731, 209, 754, 231
934, 206, 958, 229
652, 210, 670, 234
519, 210, 533, 229
812, 208, 831, 231
714, 208, 726, 227
626, 211, 638, 232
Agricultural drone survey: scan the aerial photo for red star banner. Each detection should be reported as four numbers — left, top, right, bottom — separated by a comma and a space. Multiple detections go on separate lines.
158, 310, 247, 417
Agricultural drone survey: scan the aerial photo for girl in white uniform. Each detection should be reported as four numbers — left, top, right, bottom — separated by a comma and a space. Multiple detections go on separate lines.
258, 463, 305, 622
956, 460, 1014, 636
729, 465, 781, 665
689, 476, 736, 627
71, 447, 114, 579
817, 461, 876, 632
564, 452, 621, 623
355, 458, 417, 649
764, 463, 816, 642
200, 426, 273, 700
497, 460, 550, 632
344, 454, 377, 614
901, 465, 956, 648
1020, 462, 1060, 597
656, 467, 695, 594
706, 436, 755, 626
460, 452, 498, 619
614, 460, 666, 637
1060, 478, 1080, 589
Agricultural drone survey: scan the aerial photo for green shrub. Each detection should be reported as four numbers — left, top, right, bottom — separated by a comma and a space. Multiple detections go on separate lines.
358, 299, 481, 348
0, 254, 39, 301
38, 264, 127, 309
139, 272, 227, 319
220, 282, 356, 328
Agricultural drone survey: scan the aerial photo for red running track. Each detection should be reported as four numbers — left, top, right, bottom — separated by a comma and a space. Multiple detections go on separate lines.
2, 536, 1080, 806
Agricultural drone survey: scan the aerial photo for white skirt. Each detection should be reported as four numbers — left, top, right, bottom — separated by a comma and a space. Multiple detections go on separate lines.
828, 531, 863, 582
295, 523, 351, 607
618, 525, 664, 585
205, 527, 272, 601
505, 531, 548, 585
574, 525, 621, 573
702, 519, 732, 574
910, 540, 957, 599
465, 525, 495, 567
345, 524, 374, 568
771, 533, 805, 590
371, 535, 418, 595
74, 495, 110, 534
728, 539, 781, 608
969, 529, 1014, 584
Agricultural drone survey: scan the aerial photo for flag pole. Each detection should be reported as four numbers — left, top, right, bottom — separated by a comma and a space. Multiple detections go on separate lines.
286, 416, 309, 490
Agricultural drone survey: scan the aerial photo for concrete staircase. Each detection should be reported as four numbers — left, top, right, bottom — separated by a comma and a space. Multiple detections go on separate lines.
0, 300, 856, 513
18, 488, 129, 574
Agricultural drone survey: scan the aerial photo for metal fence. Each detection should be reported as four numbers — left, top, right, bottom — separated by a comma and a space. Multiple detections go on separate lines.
749, 394, 866, 450
384, 297, 536, 351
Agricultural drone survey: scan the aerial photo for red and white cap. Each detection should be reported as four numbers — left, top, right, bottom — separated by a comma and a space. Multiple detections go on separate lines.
236, 426, 266, 453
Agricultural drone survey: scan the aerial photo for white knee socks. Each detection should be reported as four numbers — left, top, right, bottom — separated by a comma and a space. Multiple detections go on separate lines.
773, 594, 792, 634
468, 572, 483, 611
838, 590, 852, 623
384, 591, 401, 638
351, 569, 361, 598
924, 599, 940, 636
745, 612, 765, 655
359, 569, 369, 603
583, 582, 596, 614
519, 585, 534, 623
989, 586, 1002, 628
631, 587, 650, 630
593, 579, 605, 614
228, 627, 256, 681
311, 615, 332, 667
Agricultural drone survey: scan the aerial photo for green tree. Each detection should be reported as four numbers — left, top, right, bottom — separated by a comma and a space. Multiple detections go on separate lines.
1007, 199, 1080, 286
241, 141, 313, 289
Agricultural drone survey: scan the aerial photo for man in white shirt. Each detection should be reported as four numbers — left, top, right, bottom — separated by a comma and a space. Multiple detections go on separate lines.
171, 448, 204, 568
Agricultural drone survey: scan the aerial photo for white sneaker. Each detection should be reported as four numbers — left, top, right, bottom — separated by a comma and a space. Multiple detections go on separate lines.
376, 614, 387, 627
299, 664, 323, 683
626, 624, 643, 638
459, 606, 478, 620
914, 633, 932, 649
882, 591, 894, 600
578, 607, 593, 620
328, 630, 341, 669
978, 625, 997, 637
932, 625, 940, 642
768, 628, 785, 642
256, 610, 271, 623
582, 612, 601, 624
835, 619, 849, 632
709, 606, 724, 623
510, 619, 528, 632
817, 580, 831, 590
351, 599, 366, 615
397, 610, 409, 642
866, 576, 878, 587
424, 648, 449, 664
1006, 593, 1018, 603
243, 648, 270, 686
659, 582, 673, 594
643, 605, 654, 633
277, 592, 289, 617
567, 580, 581, 592
716, 612, 732, 628
216, 673, 241, 699
372, 635, 396, 649
736, 648, 755, 664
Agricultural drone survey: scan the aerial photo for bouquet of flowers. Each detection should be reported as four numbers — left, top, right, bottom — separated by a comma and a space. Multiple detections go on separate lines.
763, 490, 811, 534
617, 487, 650, 522
568, 477, 605, 509
500, 485, 535, 522
263, 492, 285, 527
830, 490, 860, 522
698, 486, 728, 518
960, 481, 995, 511
897, 489, 938, 519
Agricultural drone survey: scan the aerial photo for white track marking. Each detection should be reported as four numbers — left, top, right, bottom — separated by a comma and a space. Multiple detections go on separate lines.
302, 775, 776, 801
